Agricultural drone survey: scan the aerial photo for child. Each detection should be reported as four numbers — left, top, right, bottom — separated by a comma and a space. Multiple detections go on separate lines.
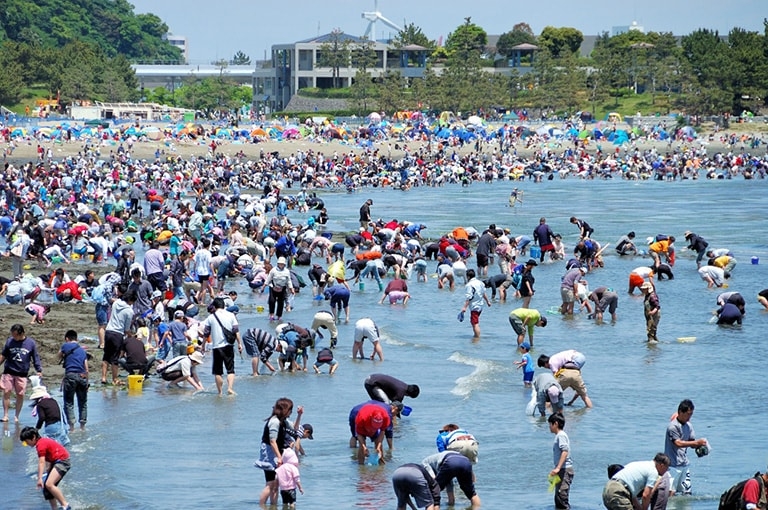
514, 342, 535, 387
313, 347, 338, 374
552, 234, 565, 260
25, 303, 51, 324
135, 317, 150, 347
275, 447, 304, 507
19, 426, 72, 510
548, 413, 573, 510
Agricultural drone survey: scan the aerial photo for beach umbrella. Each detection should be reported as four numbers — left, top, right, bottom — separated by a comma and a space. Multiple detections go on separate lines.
368, 112, 382, 124
467, 115, 483, 126
536, 125, 553, 136
549, 128, 564, 137
251, 128, 267, 137
578, 129, 591, 139
10, 128, 26, 137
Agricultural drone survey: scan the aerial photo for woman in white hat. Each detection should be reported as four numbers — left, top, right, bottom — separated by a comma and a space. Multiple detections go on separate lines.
262, 257, 294, 322
30, 384, 70, 447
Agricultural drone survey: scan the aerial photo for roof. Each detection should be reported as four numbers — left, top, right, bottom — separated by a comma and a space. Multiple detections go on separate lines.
510, 43, 539, 50
400, 44, 428, 51
295, 32, 368, 44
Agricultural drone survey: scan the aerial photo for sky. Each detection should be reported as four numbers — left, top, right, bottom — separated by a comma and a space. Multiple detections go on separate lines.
129, 0, 766, 64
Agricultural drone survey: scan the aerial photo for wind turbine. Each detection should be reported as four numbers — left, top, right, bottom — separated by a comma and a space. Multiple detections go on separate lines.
362, 0, 401, 42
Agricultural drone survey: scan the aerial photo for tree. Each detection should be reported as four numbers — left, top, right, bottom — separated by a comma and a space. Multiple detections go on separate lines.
538, 26, 583, 59
317, 29, 351, 89
351, 37, 378, 73
681, 29, 736, 113
231, 51, 251, 66
375, 70, 407, 113
0, 56, 24, 105
496, 25, 537, 58
392, 23, 435, 50
445, 17, 488, 60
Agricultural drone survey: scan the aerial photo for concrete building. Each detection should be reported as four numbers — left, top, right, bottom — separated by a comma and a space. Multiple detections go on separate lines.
133, 64, 256, 92
165, 33, 189, 63
612, 21, 645, 37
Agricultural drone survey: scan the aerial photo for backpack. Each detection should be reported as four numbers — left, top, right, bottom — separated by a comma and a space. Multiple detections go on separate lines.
91, 284, 110, 305
718, 473, 762, 510
156, 357, 185, 381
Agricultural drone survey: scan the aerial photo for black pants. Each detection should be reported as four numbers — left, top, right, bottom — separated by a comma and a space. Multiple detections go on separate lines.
62, 373, 89, 426
268, 287, 287, 317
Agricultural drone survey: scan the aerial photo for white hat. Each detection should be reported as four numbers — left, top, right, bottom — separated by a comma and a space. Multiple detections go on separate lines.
277, 257, 286, 265
151, 289, 163, 299
29, 385, 49, 401
189, 351, 204, 364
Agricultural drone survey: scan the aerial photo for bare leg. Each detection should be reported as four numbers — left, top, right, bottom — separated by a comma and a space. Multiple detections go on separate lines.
226, 373, 236, 395
215, 374, 224, 395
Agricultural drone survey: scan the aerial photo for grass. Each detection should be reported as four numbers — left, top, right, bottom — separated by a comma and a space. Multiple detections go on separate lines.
6, 86, 54, 114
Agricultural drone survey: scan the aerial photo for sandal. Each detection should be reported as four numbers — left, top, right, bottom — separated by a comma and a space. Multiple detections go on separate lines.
113, 380, 125, 386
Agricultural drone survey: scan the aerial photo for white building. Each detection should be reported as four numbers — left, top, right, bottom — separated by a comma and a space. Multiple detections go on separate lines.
165, 34, 189, 63
612, 21, 645, 37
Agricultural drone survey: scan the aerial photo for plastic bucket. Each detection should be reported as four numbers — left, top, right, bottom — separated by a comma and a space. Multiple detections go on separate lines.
752, 256, 759, 265
530, 246, 541, 259
127, 375, 144, 391
359, 282, 365, 291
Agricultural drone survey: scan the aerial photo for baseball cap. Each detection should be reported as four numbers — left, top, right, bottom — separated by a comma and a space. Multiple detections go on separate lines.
277, 256, 286, 265
520, 342, 531, 350
174, 310, 185, 318
302, 424, 314, 440
151, 289, 162, 299
391, 400, 404, 416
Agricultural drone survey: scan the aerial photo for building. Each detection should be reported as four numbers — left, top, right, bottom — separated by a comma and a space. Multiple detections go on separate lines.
165, 33, 189, 63
612, 21, 645, 37
133, 64, 256, 93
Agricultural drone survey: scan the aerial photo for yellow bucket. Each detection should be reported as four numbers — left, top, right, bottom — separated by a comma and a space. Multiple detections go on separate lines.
256, 305, 265, 313
127, 375, 144, 391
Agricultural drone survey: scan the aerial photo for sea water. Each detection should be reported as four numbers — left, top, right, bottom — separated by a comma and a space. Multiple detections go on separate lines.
4, 177, 768, 509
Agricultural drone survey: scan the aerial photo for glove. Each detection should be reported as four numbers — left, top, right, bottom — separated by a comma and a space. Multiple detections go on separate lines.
457, 311, 465, 322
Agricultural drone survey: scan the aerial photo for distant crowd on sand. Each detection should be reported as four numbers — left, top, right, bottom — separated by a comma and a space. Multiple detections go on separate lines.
2, 138, 768, 510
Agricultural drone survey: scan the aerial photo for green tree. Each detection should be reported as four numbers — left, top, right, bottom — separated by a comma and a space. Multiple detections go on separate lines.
445, 17, 488, 60
680, 28, 736, 113
231, 51, 251, 66
538, 26, 583, 59
392, 23, 435, 50
375, 70, 407, 113
496, 24, 537, 58
0, 52, 24, 105
317, 29, 351, 89
351, 37, 378, 72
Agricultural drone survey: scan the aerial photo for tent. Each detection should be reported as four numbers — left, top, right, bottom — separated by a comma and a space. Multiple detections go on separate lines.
606, 112, 623, 122
368, 112, 382, 124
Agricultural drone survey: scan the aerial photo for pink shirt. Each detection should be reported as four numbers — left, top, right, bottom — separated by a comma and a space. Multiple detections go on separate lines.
276, 463, 300, 490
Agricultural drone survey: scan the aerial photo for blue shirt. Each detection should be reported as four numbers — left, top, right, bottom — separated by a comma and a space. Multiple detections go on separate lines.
520, 353, 534, 373
60, 342, 88, 374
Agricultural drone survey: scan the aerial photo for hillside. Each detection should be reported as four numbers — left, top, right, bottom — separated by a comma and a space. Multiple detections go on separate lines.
0, 0, 180, 62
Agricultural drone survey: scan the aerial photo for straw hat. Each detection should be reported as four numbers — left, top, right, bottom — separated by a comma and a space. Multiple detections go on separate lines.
29, 385, 49, 401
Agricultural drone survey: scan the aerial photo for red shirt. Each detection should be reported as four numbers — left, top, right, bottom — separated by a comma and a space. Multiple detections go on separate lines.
36, 437, 69, 463
742, 477, 764, 506
355, 404, 391, 439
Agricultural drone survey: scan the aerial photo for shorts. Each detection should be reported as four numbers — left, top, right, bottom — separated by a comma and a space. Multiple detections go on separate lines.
197, 274, 210, 283
599, 294, 619, 314
280, 489, 297, 504
392, 465, 434, 509
523, 370, 534, 383
629, 273, 644, 289
95, 303, 110, 326
388, 291, 408, 304
557, 368, 588, 399
560, 287, 575, 303
311, 312, 338, 341
470, 310, 481, 325
354, 319, 379, 343
0, 373, 28, 395
264, 470, 276, 482
509, 315, 525, 336
330, 294, 350, 309
668, 466, 691, 494
476, 253, 489, 268
103, 331, 124, 365
212, 344, 235, 375
447, 439, 480, 463
314, 359, 338, 367
43, 459, 71, 501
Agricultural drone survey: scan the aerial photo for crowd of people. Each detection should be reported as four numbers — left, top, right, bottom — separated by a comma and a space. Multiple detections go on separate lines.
2, 139, 767, 509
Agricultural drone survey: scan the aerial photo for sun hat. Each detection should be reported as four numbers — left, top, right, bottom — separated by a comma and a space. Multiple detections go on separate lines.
640, 282, 654, 291
526, 258, 538, 266
29, 385, 49, 401
189, 351, 204, 364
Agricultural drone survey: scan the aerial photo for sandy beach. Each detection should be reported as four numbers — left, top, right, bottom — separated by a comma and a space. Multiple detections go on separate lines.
3, 123, 762, 165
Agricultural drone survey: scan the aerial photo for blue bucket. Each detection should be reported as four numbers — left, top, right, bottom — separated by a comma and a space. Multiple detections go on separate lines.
752, 256, 759, 265
530, 246, 541, 259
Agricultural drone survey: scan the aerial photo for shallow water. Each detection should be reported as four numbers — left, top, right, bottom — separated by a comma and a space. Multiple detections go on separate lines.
4, 177, 768, 509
